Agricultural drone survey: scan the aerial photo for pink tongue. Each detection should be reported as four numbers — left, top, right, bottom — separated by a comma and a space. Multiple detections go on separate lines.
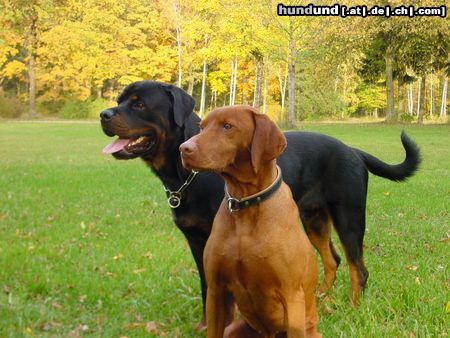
102, 138, 130, 154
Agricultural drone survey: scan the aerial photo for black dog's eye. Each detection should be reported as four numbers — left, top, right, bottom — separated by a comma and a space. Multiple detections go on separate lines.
223, 123, 232, 131
133, 101, 145, 110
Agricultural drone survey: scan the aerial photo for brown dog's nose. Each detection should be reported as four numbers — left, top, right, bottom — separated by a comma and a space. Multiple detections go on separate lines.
180, 140, 197, 155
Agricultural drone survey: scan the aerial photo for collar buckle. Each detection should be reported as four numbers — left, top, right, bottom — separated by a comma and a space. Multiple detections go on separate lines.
224, 165, 282, 213
227, 197, 240, 213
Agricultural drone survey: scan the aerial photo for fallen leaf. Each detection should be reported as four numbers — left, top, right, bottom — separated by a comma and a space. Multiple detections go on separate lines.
145, 321, 158, 333
415, 277, 421, 285
41, 321, 62, 331
51, 302, 62, 309
383, 191, 390, 196
404, 265, 418, 271
113, 253, 123, 260
142, 251, 153, 260
80, 221, 86, 229
445, 301, 450, 314
124, 322, 145, 329
133, 268, 146, 274
2, 285, 11, 294
79, 295, 87, 303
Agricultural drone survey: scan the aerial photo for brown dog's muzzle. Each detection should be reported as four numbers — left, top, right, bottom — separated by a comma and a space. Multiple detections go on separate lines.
179, 139, 199, 170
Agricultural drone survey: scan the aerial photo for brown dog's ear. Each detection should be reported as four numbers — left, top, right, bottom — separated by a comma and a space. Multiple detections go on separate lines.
251, 111, 287, 174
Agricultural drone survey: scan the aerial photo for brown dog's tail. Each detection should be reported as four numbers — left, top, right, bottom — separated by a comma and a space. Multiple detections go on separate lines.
354, 131, 421, 182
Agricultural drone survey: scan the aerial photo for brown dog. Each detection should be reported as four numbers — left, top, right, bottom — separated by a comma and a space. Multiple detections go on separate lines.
180, 106, 321, 338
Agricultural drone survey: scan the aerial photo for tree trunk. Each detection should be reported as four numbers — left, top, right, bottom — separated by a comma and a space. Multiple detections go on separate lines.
262, 78, 267, 114
418, 76, 426, 124
232, 54, 238, 105
397, 81, 404, 114
187, 70, 194, 95
385, 45, 396, 121
277, 62, 288, 117
253, 55, 263, 109
288, 16, 296, 128
429, 69, 433, 117
109, 83, 115, 101
333, 65, 340, 116
199, 34, 208, 117
174, 1, 182, 87
440, 76, 448, 119
229, 60, 234, 105
28, 14, 38, 118
407, 84, 413, 115
199, 59, 207, 117
342, 65, 347, 119
416, 79, 421, 118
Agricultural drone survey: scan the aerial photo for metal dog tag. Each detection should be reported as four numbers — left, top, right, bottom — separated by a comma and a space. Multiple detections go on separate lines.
168, 194, 181, 209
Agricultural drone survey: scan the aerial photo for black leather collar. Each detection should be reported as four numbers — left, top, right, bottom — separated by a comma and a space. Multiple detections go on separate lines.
225, 166, 282, 213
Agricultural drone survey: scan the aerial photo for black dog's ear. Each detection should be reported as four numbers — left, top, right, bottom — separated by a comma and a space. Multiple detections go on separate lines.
163, 84, 196, 128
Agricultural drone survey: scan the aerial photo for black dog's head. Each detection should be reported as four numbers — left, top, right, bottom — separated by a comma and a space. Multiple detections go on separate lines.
100, 81, 197, 163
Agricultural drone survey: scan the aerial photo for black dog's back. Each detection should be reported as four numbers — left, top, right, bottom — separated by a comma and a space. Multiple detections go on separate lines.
280, 132, 365, 204
280, 131, 421, 203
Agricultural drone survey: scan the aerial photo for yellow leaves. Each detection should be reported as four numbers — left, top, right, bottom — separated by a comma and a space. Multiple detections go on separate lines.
1, 60, 26, 79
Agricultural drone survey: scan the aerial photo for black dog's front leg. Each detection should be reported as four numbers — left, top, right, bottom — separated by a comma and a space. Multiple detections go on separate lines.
180, 227, 209, 330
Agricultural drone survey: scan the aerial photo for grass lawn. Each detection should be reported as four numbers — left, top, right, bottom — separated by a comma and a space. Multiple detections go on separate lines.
0, 120, 448, 337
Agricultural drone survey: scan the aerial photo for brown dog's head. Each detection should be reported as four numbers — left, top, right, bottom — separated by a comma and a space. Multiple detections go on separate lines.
180, 105, 286, 175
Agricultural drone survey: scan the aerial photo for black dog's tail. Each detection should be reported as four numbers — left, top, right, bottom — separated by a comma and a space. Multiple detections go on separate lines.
354, 131, 421, 182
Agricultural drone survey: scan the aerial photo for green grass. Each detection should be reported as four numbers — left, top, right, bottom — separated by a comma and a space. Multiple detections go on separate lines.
0, 121, 448, 337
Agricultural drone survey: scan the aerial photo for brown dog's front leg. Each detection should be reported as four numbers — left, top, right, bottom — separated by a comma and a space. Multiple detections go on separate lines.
206, 285, 230, 338
285, 289, 306, 338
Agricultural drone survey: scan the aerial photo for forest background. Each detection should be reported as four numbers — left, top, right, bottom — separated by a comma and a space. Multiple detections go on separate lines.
0, 0, 449, 126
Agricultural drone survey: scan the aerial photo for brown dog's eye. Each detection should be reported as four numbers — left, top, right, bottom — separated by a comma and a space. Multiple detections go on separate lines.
223, 123, 232, 130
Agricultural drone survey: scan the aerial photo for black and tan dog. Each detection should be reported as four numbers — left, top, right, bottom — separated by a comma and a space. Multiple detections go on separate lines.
100, 80, 420, 326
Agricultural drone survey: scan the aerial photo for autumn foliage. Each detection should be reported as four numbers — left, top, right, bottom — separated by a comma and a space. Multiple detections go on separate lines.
0, 0, 448, 123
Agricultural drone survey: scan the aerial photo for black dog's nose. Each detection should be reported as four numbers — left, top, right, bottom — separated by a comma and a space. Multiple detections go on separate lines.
100, 109, 114, 121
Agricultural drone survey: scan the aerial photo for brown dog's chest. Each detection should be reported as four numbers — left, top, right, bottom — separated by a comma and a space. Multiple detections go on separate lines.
222, 239, 292, 333
207, 202, 306, 334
